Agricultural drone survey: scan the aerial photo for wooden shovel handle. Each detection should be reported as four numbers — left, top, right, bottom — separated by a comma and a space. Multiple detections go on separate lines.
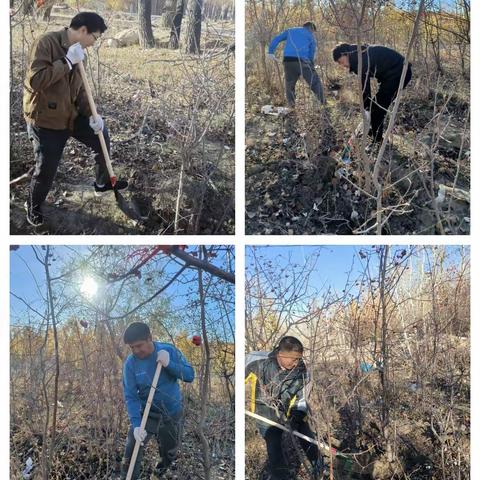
77, 60, 116, 185
125, 361, 163, 480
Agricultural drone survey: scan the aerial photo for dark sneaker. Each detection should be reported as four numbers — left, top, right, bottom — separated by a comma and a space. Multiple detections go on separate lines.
24, 202, 43, 227
94, 179, 128, 196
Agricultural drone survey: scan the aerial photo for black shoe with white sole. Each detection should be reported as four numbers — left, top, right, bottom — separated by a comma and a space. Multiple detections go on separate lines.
94, 179, 129, 196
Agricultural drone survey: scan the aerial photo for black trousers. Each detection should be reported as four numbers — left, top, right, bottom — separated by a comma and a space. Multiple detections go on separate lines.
368, 65, 412, 143
262, 423, 320, 480
284, 59, 325, 106
27, 115, 110, 212
120, 410, 183, 480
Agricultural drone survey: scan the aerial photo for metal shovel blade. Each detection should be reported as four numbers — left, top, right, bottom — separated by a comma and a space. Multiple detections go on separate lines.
113, 189, 144, 222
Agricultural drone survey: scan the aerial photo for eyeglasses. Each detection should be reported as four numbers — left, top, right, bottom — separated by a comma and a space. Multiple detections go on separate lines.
277, 353, 302, 362
90, 32, 101, 42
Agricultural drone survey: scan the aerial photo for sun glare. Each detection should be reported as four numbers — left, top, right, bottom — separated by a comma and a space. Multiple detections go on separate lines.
81, 277, 98, 298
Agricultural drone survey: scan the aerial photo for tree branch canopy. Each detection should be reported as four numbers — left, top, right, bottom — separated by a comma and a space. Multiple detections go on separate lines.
170, 247, 235, 284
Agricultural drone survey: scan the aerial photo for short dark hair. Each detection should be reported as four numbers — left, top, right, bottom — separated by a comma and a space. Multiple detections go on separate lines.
278, 336, 304, 353
70, 12, 107, 34
303, 21, 316, 31
332, 43, 354, 62
123, 322, 151, 344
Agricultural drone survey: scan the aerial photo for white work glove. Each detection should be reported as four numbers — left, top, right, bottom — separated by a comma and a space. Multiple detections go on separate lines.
89, 115, 104, 135
133, 426, 147, 444
267, 53, 278, 62
157, 349, 170, 367
65, 42, 84, 67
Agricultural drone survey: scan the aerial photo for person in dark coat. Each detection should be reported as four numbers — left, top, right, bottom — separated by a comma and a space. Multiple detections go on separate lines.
332, 43, 412, 143
245, 336, 324, 479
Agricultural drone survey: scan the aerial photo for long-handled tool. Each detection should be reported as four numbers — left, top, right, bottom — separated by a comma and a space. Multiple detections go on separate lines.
245, 410, 374, 465
77, 61, 117, 188
77, 60, 144, 222
246, 411, 332, 453
126, 361, 163, 480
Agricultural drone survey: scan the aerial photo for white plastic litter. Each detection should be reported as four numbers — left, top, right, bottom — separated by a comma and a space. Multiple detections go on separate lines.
22, 457, 33, 479
276, 107, 290, 115
261, 105, 290, 116
435, 184, 446, 206
435, 184, 470, 206
335, 167, 348, 178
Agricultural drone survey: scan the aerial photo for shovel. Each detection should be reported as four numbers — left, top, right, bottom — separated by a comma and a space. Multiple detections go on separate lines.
77, 60, 143, 222
126, 361, 163, 480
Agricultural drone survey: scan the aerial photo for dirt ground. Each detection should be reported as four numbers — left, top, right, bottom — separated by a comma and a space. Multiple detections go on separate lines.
245, 338, 470, 480
11, 400, 234, 479
245, 66, 470, 235
10, 9, 235, 235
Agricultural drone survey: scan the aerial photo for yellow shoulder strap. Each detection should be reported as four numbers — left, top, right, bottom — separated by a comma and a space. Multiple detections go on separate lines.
245, 372, 257, 413
286, 394, 297, 418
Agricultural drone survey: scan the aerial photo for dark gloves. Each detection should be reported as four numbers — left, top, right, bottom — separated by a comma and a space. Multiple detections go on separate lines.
288, 410, 307, 431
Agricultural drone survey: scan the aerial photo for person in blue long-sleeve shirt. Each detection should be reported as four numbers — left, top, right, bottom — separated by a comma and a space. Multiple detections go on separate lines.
120, 322, 195, 480
268, 22, 325, 107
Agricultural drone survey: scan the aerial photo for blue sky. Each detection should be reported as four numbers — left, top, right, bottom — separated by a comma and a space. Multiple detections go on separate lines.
246, 245, 467, 297
10, 245, 235, 340
396, 0, 456, 8
246, 245, 376, 295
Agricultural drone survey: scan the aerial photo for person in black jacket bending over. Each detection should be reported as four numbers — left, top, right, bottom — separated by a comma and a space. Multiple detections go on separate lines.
245, 336, 324, 479
332, 43, 412, 144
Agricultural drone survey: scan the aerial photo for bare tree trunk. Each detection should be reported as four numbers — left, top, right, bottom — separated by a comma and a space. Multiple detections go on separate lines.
42, 5, 53, 21
372, 0, 426, 234
197, 248, 212, 479
169, 0, 185, 48
44, 246, 60, 452
163, 0, 177, 27
186, 0, 203, 54
23, 0, 34, 15
174, 157, 185, 233
378, 246, 390, 448
138, 0, 155, 49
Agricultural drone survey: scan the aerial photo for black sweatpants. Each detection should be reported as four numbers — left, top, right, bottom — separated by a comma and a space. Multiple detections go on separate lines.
262, 423, 320, 480
284, 59, 325, 106
121, 410, 183, 480
27, 115, 110, 213
368, 65, 412, 142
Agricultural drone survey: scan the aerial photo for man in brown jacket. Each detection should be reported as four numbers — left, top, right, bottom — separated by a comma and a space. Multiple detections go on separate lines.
23, 12, 128, 226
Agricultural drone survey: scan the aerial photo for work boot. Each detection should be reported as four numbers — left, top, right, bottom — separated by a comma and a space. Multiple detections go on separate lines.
24, 201, 43, 227
94, 179, 129, 196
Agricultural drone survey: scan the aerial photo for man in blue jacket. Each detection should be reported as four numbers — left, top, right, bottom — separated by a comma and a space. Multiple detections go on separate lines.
120, 322, 195, 479
268, 22, 325, 107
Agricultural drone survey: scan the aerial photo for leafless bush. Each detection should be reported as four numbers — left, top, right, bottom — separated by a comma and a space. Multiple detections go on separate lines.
245, 245, 469, 479
245, 0, 470, 235
11, 245, 235, 479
